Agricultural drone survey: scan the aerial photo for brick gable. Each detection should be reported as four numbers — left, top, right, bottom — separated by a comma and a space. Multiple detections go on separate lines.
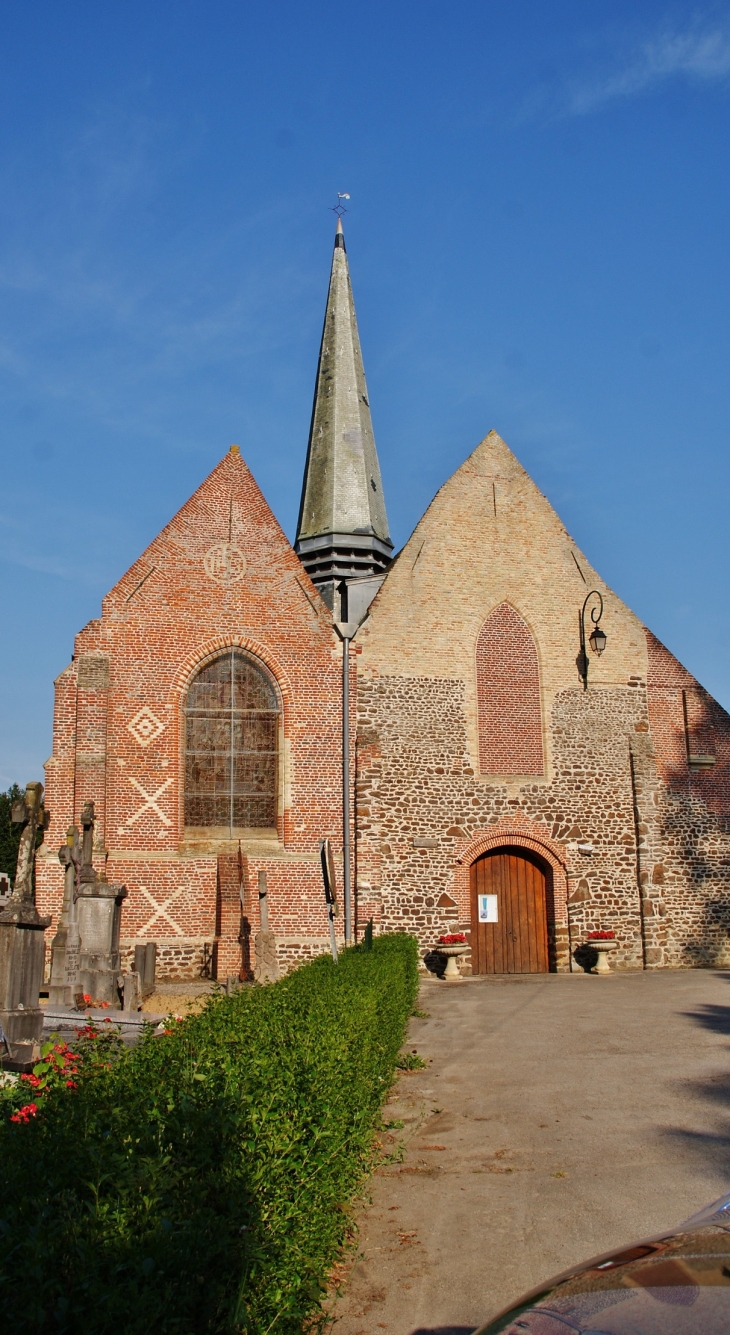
38, 447, 349, 980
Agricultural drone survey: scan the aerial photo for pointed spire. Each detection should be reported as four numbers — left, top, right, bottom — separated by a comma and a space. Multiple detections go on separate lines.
295, 218, 393, 608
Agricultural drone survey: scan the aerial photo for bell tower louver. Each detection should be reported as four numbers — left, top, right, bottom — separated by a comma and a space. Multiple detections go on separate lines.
295, 218, 393, 616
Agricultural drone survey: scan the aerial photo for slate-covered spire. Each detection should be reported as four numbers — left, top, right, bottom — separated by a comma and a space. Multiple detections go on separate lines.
295, 217, 393, 612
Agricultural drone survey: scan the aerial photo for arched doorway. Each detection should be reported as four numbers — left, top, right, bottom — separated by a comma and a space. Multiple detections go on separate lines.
469, 847, 551, 973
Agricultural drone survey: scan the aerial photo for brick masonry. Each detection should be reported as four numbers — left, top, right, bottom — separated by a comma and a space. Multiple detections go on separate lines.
36, 432, 730, 980
37, 447, 351, 981
356, 431, 730, 973
476, 602, 544, 776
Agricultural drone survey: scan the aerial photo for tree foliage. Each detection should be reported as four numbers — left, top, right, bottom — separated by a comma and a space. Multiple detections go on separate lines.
0, 784, 23, 886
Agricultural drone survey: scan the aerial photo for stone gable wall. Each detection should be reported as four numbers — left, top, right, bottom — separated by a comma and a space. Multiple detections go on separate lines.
356, 432, 730, 972
356, 675, 652, 970
356, 672, 730, 971
357, 432, 649, 786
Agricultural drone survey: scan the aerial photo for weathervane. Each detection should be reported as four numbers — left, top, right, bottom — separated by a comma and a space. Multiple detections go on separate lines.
331, 192, 350, 219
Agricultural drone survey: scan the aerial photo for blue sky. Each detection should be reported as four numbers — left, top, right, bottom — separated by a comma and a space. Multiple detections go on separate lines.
1, 1, 729, 786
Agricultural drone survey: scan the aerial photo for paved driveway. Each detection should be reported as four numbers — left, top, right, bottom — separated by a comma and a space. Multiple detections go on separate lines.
329, 969, 730, 1335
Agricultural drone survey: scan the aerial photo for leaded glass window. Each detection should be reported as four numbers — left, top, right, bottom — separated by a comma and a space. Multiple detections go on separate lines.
184, 650, 280, 833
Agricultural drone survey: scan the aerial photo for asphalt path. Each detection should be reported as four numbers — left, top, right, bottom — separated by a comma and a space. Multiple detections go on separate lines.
329, 969, 730, 1335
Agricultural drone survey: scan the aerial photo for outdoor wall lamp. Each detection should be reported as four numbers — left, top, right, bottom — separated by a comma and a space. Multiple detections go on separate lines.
577, 590, 606, 690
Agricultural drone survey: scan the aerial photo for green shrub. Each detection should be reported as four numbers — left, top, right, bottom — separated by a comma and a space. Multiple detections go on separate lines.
0, 933, 418, 1334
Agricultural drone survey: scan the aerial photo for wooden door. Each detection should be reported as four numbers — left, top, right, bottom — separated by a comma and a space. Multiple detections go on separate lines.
469, 848, 549, 974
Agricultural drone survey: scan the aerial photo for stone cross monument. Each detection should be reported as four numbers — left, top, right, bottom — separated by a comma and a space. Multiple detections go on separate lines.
74, 801, 128, 1007
0, 782, 51, 1069
48, 824, 81, 1006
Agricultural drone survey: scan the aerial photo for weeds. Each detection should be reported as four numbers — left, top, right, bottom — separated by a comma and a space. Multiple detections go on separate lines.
396, 1052, 429, 1071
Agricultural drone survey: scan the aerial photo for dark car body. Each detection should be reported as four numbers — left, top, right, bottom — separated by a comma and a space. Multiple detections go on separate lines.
474, 1193, 730, 1334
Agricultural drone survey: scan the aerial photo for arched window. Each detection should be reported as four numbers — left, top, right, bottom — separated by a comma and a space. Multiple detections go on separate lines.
184, 650, 280, 835
476, 604, 544, 776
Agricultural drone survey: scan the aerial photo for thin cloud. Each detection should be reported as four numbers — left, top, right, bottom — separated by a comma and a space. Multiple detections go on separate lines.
569, 24, 730, 114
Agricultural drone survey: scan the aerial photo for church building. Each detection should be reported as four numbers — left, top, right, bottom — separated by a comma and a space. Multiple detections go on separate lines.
37, 220, 730, 976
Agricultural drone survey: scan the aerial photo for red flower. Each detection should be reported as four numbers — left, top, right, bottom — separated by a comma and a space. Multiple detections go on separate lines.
11, 1102, 39, 1123
65, 1080, 77, 1089
588, 930, 615, 940
438, 933, 467, 944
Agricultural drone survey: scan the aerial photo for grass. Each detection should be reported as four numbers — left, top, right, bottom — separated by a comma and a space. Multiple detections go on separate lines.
395, 1051, 429, 1071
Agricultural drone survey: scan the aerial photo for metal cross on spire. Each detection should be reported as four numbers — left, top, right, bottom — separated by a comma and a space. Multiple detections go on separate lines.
331, 192, 350, 219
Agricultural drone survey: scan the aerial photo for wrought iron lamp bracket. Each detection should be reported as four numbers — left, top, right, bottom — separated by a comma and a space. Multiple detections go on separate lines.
577, 590, 605, 691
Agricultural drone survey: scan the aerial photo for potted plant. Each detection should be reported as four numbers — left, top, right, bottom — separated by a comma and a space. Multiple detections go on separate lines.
586, 929, 617, 974
434, 932, 469, 981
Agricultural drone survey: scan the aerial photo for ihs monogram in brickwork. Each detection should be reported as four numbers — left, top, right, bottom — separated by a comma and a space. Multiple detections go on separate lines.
127, 705, 166, 748
204, 541, 246, 585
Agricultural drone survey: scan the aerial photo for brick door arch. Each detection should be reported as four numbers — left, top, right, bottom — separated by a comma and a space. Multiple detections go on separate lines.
454, 822, 571, 972
469, 845, 552, 973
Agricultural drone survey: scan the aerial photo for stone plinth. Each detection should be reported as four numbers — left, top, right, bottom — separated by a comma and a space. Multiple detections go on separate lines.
0, 903, 51, 1069
76, 883, 128, 1006
253, 930, 280, 984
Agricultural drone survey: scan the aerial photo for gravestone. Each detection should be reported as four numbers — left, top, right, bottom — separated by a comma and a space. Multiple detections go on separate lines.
253, 870, 279, 984
123, 971, 141, 1011
133, 942, 157, 1000
0, 782, 51, 1069
73, 802, 128, 1006
48, 825, 81, 1006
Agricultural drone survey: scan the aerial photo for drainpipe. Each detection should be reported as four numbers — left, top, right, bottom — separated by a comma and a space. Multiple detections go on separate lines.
335, 620, 358, 944
628, 745, 649, 969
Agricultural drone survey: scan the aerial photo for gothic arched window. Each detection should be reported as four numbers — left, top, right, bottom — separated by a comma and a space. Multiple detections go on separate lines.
476, 603, 544, 776
184, 650, 280, 835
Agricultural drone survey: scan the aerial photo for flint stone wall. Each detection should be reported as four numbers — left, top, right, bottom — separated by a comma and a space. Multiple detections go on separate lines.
356, 674, 730, 970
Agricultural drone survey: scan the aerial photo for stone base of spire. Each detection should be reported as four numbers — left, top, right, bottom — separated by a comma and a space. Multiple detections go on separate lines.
295, 532, 393, 607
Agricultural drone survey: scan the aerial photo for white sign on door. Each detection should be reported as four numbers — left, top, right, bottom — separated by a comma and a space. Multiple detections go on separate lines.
478, 894, 498, 923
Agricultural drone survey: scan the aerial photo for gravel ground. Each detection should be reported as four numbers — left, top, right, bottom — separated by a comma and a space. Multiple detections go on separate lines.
328, 969, 730, 1335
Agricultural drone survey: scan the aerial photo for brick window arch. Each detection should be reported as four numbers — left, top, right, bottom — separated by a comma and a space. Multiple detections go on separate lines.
476, 604, 544, 776
184, 649, 280, 835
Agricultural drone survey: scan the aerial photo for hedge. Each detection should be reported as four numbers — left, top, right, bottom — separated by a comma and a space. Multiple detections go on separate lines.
0, 933, 419, 1334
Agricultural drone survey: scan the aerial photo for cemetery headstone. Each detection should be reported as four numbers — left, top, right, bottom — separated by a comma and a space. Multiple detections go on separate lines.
48, 824, 81, 1006
0, 782, 51, 1069
73, 802, 128, 1006
134, 941, 157, 1000
123, 970, 141, 1011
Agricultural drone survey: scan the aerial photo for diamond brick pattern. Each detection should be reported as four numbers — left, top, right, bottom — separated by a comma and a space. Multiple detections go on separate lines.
127, 706, 166, 748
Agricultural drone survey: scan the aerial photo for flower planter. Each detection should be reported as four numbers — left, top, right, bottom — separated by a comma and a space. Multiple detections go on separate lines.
437, 943, 469, 981
587, 937, 617, 974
